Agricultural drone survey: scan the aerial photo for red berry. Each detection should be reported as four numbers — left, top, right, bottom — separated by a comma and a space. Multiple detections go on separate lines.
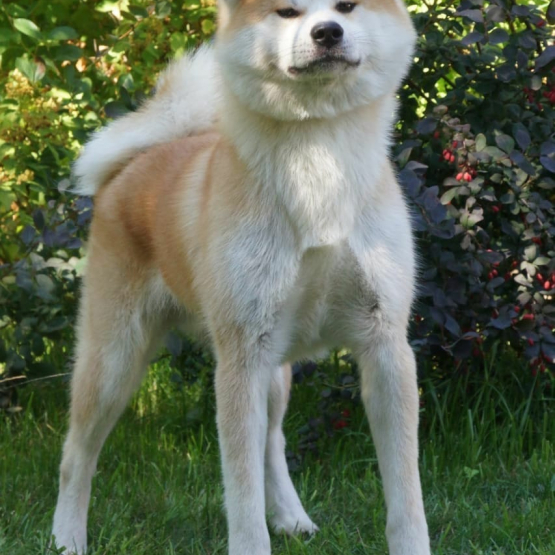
528, 338, 535, 347
492, 205, 500, 213
492, 269, 498, 277
464, 172, 472, 182
536, 20, 546, 28
452, 141, 458, 148
488, 272, 494, 280
341, 409, 351, 418
450, 153, 455, 163
333, 419, 348, 430
523, 313, 535, 321
537, 273, 544, 282
544, 281, 552, 291
532, 237, 542, 245
514, 306, 521, 313
434, 131, 441, 139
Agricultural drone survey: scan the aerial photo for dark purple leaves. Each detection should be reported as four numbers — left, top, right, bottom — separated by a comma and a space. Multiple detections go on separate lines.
510, 151, 536, 176
416, 117, 438, 135
540, 155, 555, 173
512, 123, 531, 151
548, 0, 555, 25
489, 28, 509, 45
458, 9, 484, 23
535, 45, 555, 70
462, 32, 485, 46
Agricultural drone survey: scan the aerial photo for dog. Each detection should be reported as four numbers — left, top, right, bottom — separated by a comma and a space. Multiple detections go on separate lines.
52, 1, 431, 554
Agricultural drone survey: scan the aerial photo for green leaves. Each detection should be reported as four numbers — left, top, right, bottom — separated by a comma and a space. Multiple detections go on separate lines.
15, 56, 45, 83
13, 18, 41, 40
47, 26, 79, 41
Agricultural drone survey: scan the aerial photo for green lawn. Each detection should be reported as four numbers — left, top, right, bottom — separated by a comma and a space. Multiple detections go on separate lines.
1, 361, 554, 555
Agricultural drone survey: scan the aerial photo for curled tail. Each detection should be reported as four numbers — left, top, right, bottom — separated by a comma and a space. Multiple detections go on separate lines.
73, 45, 219, 196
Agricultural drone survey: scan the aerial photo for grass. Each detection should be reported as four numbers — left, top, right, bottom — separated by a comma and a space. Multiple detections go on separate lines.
1, 359, 554, 555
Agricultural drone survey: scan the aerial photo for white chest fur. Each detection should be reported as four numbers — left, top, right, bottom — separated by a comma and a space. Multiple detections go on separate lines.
220, 94, 397, 249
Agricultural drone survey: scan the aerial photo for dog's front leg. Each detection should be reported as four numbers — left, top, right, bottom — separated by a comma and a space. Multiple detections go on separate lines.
359, 337, 430, 555
342, 179, 431, 555
202, 216, 299, 555
214, 341, 275, 555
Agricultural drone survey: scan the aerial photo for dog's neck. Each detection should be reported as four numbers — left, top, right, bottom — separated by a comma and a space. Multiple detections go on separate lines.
218, 86, 398, 248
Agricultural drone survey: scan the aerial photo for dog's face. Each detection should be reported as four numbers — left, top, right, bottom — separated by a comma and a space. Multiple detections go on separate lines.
216, 0, 416, 120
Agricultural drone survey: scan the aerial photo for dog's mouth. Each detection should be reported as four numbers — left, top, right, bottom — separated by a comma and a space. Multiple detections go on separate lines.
288, 55, 361, 76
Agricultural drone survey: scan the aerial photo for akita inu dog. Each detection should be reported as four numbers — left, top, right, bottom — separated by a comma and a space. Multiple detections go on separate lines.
52, 1, 431, 554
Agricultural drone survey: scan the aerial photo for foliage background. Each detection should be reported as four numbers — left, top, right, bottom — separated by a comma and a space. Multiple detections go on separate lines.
0, 0, 554, 418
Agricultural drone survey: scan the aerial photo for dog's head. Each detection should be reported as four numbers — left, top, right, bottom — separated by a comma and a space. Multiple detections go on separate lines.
216, 0, 416, 120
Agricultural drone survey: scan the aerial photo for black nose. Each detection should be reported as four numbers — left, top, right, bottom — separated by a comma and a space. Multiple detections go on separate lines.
310, 21, 344, 49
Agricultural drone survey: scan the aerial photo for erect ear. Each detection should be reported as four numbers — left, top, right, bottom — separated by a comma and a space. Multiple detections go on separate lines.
218, 0, 240, 9
217, 0, 241, 29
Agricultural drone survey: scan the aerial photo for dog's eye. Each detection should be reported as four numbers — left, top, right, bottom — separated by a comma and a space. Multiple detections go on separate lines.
335, 2, 357, 13
276, 7, 301, 18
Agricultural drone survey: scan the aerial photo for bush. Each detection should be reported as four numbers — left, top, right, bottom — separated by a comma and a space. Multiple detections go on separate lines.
0, 0, 215, 399
1, 1, 554, 403
396, 0, 555, 386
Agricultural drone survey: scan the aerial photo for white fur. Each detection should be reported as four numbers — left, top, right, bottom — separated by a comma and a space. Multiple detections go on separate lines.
53, 2, 431, 555
217, 0, 415, 120
73, 45, 220, 196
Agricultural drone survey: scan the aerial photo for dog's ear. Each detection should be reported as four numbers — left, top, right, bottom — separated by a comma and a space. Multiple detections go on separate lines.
217, 0, 241, 29
218, 0, 240, 9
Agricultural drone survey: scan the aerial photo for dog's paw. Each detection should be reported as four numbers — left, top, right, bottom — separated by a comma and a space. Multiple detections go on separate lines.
50, 532, 87, 555
270, 511, 319, 537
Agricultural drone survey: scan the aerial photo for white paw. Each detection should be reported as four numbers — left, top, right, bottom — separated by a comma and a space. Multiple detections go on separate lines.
50, 542, 85, 555
270, 511, 319, 536
50, 531, 87, 555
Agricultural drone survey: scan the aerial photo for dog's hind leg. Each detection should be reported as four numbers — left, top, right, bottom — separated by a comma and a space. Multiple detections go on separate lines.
52, 265, 165, 554
265, 364, 317, 536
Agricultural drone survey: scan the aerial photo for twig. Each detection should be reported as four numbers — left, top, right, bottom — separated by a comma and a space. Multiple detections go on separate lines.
0, 372, 70, 389
0, 375, 26, 385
